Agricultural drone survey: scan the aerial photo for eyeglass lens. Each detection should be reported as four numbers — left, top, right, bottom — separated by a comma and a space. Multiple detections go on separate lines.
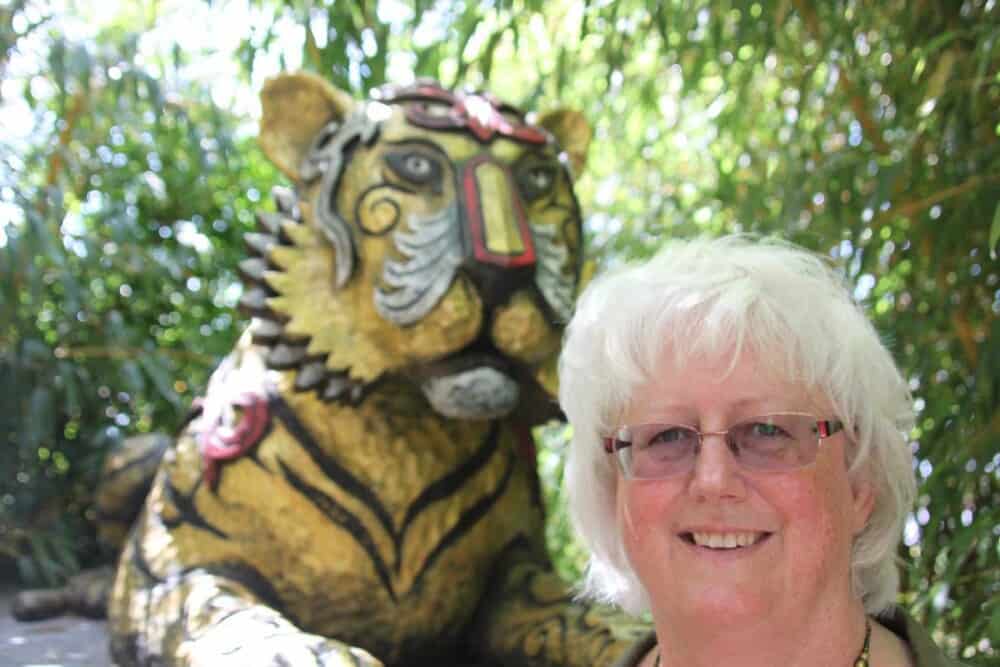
616, 414, 826, 479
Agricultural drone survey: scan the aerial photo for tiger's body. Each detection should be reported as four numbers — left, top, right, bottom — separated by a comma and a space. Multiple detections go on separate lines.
106, 73, 647, 667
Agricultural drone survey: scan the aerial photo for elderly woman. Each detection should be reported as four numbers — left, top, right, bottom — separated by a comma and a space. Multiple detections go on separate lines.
559, 236, 963, 667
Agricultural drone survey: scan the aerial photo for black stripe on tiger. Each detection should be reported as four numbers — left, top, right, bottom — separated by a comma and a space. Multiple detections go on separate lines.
195, 562, 289, 619
269, 396, 397, 542
270, 395, 515, 594
129, 521, 292, 628
177, 402, 204, 433
412, 451, 516, 591
127, 525, 161, 585
160, 476, 229, 540
101, 435, 169, 480
277, 458, 398, 602
398, 422, 500, 553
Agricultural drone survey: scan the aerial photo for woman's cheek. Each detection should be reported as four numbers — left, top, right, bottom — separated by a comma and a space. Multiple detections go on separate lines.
618, 480, 673, 555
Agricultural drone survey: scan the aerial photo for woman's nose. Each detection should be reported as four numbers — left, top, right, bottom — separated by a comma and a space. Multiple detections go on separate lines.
687, 434, 748, 500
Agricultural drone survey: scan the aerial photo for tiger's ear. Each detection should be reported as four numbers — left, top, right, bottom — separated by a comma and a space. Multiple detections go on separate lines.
536, 109, 591, 179
259, 72, 356, 180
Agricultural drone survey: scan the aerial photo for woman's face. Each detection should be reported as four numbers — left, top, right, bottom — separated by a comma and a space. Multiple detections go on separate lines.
617, 351, 874, 627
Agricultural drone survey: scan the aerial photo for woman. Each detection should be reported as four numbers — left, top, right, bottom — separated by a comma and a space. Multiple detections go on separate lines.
558, 236, 964, 667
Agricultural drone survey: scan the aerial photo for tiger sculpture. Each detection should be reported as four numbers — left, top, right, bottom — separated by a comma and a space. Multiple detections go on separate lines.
104, 72, 650, 667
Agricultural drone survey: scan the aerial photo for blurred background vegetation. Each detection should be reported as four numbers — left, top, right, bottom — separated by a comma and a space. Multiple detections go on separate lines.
0, 0, 997, 662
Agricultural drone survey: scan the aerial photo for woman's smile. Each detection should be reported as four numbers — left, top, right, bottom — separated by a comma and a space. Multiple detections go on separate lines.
679, 529, 772, 550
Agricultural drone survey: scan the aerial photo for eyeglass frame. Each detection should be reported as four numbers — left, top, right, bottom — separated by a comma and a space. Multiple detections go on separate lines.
602, 412, 845, 479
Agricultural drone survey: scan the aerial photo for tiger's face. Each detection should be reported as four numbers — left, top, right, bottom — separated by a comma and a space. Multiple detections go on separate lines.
246, 73, 590, 421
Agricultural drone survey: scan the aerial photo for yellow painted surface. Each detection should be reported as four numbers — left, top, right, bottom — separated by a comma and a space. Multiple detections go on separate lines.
475, 162, 525, 255
104, 73, 647, 667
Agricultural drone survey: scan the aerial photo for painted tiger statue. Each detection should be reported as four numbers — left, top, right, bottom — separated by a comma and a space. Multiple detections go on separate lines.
99, 72, 649, 666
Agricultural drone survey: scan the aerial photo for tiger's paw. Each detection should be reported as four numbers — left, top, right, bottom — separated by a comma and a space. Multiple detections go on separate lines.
184, 632, 382, 667
181, 609, 382, 667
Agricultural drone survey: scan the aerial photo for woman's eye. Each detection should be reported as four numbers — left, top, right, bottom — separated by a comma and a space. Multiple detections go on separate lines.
648, 427, 690, 446
386, 151, 442, 189
749, 423, 787, 438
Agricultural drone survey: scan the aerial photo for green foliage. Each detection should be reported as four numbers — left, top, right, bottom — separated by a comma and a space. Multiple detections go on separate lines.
1, 12, 279, 582
1, 0, 997, 662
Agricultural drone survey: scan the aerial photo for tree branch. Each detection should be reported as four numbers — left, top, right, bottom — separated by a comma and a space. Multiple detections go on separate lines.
46, 90, 88, 188
875, 172, 1000, 224
53, 345, 215, 365
791, 0, 890, 155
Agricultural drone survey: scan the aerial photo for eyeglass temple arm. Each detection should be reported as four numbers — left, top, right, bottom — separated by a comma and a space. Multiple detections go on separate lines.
602, 436, 629, 453
817, 420, 844, 438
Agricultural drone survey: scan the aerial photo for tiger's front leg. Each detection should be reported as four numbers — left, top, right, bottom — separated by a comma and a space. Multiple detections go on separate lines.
110, 550, 382, 667
176, 581, 383, 667
470, 544, 651, 667
106, 394, 388, 667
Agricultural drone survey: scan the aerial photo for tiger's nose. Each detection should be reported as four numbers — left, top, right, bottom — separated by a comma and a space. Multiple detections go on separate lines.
459, 155, 536, 306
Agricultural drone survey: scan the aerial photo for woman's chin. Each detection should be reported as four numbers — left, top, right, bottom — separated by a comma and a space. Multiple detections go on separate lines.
665, 584, 771, 624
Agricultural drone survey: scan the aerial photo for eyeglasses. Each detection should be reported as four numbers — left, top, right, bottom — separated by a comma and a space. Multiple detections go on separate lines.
602, 412, 844, 479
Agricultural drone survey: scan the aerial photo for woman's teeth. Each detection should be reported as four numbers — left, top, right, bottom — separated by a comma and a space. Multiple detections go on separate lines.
689, 531, 766, 549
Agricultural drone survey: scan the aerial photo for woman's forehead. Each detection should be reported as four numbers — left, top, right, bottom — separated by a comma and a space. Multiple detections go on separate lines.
621, 348, 832, 422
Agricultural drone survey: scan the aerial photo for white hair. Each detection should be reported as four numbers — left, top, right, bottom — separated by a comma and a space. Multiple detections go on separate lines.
558, 235, 916, 616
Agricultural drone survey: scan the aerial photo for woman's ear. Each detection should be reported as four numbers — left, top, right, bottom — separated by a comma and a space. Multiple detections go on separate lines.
850, 477, 877, 535
259, 71, 356, 180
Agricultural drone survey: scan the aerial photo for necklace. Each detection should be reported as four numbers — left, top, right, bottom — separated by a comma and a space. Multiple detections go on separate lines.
855, 618, 872, 667
653, 618, 872, 667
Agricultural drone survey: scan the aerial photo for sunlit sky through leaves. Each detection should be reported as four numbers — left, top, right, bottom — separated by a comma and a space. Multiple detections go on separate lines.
0, 0, 727, 250
0, 0, 457, 247
2, 0, 438, 136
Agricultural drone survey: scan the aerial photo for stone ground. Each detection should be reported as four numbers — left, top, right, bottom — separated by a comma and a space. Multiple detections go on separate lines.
0, 586, 115, 667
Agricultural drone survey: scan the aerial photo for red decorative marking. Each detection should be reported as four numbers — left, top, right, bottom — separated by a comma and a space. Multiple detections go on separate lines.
384, 82, 547, 145
412, 85, 451, 100
198, 393, 270, 490
462, 155, 537, 269
507, 123, 551, 144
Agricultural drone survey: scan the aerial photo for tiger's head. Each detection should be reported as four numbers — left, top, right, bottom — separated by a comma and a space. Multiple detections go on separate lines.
241, 72, 590, 423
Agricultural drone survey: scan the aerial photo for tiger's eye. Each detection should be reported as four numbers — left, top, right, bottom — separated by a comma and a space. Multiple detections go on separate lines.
405, 155, 432, 176
386, 151, 443, 192
528, 167, 553, 189
517, 164, 556, 200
